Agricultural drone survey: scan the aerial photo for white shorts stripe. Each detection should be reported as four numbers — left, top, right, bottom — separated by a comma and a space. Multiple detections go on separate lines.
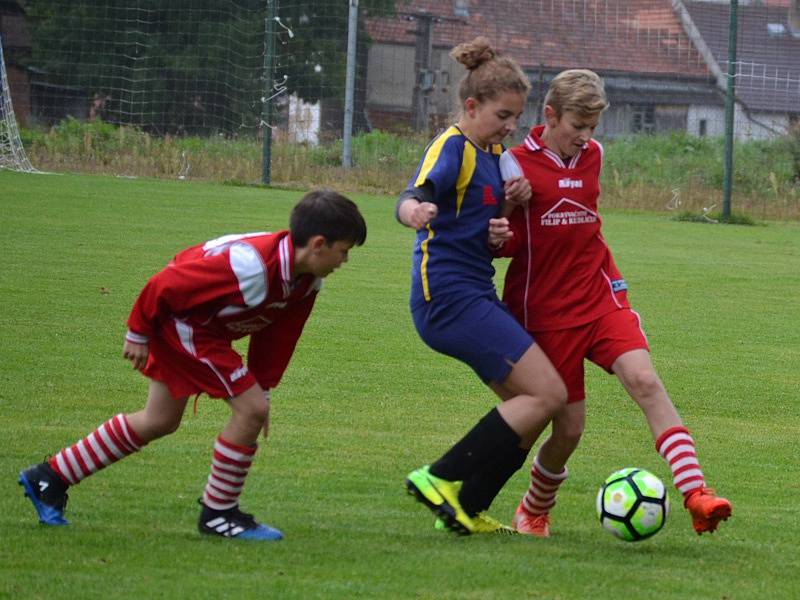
201, 358, 233, 397
175, 319, 196, 356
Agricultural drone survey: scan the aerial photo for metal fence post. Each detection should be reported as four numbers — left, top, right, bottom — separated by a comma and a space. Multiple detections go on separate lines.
261, 0, 278, 185
722, 0, 738, 220
342, 0, 359, 169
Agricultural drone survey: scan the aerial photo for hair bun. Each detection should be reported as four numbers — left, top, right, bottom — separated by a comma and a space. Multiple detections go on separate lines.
450, 36, 496, 70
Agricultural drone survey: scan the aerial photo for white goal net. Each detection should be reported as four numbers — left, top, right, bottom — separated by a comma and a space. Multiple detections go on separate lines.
0, 34, 36, 173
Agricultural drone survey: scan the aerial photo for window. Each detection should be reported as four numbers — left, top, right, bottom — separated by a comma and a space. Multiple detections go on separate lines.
631, 105, 655, 134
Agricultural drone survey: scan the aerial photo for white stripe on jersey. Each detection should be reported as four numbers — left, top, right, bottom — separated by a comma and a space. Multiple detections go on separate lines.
600, 269, 624, 309
279, 237, 291, 297
175, 319, 197, 356
542, 148, 565, 168
229, 242, 268, 307
202, 232, 268, 255
523, 204, 532, 330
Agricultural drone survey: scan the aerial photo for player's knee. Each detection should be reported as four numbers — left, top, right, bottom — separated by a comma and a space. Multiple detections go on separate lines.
239, 402, 269, 427
145, 414, 182, 439
542, 377, 568, 414
627, 369, 664, 400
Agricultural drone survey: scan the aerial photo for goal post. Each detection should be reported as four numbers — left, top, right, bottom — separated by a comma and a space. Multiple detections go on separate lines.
0, 34, 37, 173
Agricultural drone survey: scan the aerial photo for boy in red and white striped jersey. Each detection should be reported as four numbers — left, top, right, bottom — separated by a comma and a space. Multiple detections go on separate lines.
19, 189, 366, 541
487, 69, 731, 537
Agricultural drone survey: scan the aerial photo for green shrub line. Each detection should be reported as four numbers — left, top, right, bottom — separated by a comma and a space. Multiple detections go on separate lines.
19, 118, 800, 219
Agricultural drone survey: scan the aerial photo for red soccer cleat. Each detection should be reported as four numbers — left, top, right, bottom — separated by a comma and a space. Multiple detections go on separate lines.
684, 487, 732, 535
512, 504, 550, 537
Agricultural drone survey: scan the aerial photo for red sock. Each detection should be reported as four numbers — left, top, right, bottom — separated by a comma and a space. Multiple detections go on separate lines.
202, 436, 256, 511
48, 414, 144, 485
656, 425, 705, 499
521, 456, 568, 515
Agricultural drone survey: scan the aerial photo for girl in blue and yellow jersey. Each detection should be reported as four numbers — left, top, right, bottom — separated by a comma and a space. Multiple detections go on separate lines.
397, 37, 568, 535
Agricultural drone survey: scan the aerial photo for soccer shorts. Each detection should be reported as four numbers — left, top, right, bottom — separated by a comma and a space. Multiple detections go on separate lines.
411, 292, 534, 385
142, 317, 258, 400
532, 309, 649, 403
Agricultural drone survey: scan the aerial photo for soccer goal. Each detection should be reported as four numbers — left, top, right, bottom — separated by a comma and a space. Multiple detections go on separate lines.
0, 34, 36, 173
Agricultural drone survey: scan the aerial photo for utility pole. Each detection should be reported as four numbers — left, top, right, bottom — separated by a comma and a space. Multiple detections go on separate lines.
408, 14, 437, 132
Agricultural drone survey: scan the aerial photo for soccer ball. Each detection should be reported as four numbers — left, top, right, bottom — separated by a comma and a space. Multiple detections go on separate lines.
596, 467, 669, 541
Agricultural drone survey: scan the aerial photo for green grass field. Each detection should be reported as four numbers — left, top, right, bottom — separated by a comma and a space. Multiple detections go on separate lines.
1, 170, 799, 599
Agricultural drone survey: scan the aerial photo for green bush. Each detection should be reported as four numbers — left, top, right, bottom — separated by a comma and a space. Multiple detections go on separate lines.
17, 119, 800, 218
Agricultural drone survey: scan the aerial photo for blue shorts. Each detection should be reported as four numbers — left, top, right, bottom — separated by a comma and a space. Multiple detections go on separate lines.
411, 292, 534, 384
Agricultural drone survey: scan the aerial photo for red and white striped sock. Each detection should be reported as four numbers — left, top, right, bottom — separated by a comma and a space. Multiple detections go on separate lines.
521, 456, 568, 516
202, 436, 256, 511
656, 425, 705, 500
47, 414, 144, 486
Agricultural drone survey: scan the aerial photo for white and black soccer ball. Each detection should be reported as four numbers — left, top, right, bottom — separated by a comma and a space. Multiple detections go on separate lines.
596, 467, 669, 542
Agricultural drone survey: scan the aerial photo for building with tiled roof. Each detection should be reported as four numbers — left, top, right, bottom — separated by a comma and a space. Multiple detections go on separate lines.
680, 0, 799, 138
364, 0, 798, 139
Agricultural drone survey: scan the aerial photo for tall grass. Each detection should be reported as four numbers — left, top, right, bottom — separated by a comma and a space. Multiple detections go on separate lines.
20, 119, 800, 219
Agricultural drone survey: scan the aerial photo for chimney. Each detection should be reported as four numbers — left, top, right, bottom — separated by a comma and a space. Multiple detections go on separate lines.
790, 0, 800, 37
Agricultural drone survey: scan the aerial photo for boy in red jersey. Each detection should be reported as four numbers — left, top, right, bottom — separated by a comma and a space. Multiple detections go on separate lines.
488, 69, 731, 537
19, 190, 367, 541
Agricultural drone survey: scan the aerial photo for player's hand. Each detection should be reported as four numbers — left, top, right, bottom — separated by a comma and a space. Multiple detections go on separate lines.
401, 199, 438, 229
488, 217, 513, 249
503, 177, 531, 212
123, 340, 149, 371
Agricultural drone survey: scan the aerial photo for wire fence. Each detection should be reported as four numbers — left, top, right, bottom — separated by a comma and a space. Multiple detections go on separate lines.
1, 0, 798, 215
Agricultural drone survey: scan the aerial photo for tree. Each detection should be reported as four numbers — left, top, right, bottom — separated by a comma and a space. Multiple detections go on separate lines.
23, 0, 397, 135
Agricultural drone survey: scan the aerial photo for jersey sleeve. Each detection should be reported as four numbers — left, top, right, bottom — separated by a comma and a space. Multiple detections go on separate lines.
246, 286, 318, 389
126, 249, 252, 342
408, 133, 463, 204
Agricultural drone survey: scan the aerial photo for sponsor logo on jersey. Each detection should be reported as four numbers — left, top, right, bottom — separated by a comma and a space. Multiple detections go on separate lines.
482, 185, 498, 205
226, 315, 272, 333
541, 198, 598, 227
558, 178, 583, 189
230, 366, 249, 383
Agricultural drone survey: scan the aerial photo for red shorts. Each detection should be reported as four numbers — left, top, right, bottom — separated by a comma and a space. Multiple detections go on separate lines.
532, 309, 649, 403
142, 318, 258, 400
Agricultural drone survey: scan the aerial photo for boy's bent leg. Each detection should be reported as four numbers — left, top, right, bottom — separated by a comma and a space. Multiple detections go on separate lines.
613, 350, 732, 534
126, 379, 188, 443
18, 383, 175, 526
198, 383, 282, 541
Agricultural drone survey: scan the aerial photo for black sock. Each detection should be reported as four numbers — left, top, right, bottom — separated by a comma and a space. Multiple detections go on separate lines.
429, 407, 521, 481
458, 443, 530, 516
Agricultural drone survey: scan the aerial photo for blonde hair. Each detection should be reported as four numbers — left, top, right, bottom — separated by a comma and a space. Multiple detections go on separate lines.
544, 69, 608, 118
450, 37, 531, 105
